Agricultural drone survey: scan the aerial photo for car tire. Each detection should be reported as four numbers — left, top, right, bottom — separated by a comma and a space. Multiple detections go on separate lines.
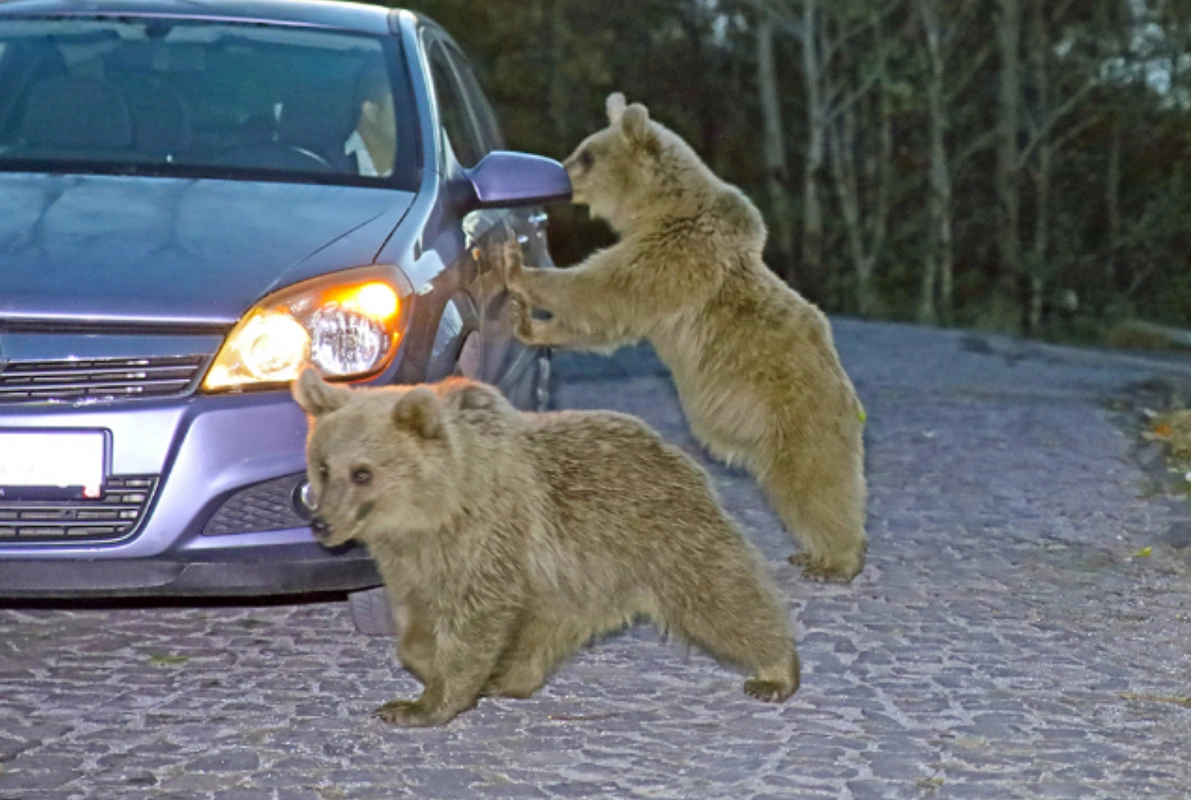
348, 586, 396, 636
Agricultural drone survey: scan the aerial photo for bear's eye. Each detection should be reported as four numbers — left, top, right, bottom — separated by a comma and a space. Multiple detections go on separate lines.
318, 462, 329, 482
351, 466, 372, 486
578, 148, 594, 170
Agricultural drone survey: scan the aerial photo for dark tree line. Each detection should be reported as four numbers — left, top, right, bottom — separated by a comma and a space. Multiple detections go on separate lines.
391, 0, 1191, 341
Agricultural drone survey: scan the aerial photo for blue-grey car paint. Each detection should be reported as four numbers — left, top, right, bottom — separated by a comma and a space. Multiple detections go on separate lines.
0, 2, 570, 596
466, 153, 573, 210
0, 175, 415, 325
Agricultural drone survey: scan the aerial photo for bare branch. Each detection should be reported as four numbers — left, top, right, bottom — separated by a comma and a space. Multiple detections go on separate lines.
1017, 77, 1099, 167
823, 68, 883, 127
1047, 109, 1104, 153
1124, 263, 1157, 299
943, 42, 994, 100
951, 0, 988, 31
916, 0, 942, 56
954, 127, 999, 170
1050, 0, 1081, 25
735, 0, 803, 36
821, 7, 906, 129
821, 0, 905, 63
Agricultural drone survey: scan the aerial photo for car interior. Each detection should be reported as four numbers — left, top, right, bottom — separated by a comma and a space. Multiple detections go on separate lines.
0, 20, 419, 187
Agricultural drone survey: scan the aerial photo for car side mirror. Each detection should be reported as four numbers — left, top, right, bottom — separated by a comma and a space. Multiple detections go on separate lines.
462, 151, 572, 211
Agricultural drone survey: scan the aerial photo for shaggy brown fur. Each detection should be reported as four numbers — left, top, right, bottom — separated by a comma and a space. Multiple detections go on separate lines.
503, 92, 867, 581
292, 369, 800, 728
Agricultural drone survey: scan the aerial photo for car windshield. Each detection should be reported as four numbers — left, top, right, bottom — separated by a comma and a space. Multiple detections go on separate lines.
0, 17, 418, 188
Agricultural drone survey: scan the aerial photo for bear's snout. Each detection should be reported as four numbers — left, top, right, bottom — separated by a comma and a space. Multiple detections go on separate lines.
310, 515, 334, 543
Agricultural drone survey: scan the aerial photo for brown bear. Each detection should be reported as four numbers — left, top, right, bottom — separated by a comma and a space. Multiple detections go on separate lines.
503, 92, 868, 582
292, 368, 800, 728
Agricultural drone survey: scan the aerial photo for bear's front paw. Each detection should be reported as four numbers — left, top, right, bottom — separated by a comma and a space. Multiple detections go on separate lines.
497, 237, 525, 288
482, 665, 547, 700
508, 294, 537, 344
788, 552, 864, 583
372, 699, 454, 728
743, 678, 796, 704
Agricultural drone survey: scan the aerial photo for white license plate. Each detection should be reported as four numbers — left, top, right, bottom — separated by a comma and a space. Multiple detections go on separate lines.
0, 431, 105, 491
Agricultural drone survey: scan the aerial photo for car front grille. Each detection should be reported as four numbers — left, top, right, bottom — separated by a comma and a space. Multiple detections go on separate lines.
203, 473, 310, 536
0, 355, 208, 405
0, 476, 158, 543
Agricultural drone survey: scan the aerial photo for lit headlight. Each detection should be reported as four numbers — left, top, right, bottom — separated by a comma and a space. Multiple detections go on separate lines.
202, 265, 414, 392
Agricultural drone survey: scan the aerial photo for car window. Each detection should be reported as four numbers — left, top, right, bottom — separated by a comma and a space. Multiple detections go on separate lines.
426, 39, 484, 168
442, 45, 505, 153
0, 18, 418, 189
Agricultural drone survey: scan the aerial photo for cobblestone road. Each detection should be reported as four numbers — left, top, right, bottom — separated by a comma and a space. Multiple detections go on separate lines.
3, 319, 1190, 800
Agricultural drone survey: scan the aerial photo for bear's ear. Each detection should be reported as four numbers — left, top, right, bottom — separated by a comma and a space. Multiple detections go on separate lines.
292, 367, 351, 417
393, 386, 442, 439
444, 379, 501, 413
606, 92, 627, 125
621, 103, 654, 148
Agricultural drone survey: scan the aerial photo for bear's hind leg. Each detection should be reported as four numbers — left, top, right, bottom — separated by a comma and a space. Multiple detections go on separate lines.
655, 569, 800, 703
760, 456, 867, 583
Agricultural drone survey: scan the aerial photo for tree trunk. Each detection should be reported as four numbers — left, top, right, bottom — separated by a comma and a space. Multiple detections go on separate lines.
1105, 114, 1121, 288
828, 99, 867, 312
996, 0, 1023, 323
1029, 142, 1051, 333
916, 0, 954, 326
825, 8, 891, 318
1026, 0, 1050, 335
867, 12, 893, 317
800, 0, 827, 304
544, 0, 569, 146
757, 18, 797, 286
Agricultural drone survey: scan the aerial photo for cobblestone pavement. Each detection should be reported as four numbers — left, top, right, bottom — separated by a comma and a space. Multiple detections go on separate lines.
3, 319, 1191, 800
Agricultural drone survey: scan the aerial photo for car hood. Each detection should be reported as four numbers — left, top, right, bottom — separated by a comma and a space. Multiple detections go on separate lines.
0, 172, 415, 326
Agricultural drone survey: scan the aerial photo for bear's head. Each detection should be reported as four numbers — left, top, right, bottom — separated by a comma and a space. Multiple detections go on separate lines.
292, 369, 474, 546
564, 92, 702, 233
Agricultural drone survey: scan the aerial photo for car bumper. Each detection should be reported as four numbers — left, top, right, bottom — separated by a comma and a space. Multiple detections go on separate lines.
0, 542, 379, 598
0, 385, 381, 598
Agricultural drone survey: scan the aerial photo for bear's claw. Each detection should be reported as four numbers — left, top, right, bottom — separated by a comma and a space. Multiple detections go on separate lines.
788, 552, 863, 583
508, 294, 536, 343
744, 678, 795, 703
372, 699, 452, 728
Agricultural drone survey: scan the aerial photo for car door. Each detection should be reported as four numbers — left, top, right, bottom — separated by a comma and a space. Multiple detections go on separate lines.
421, 35, 490, 382
429, 39, 554, 394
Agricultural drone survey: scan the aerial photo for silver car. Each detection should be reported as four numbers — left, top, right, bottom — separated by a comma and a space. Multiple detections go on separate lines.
0, 0, 570, 627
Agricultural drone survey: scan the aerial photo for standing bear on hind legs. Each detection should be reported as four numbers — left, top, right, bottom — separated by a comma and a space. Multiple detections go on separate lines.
504, 92, 868, 582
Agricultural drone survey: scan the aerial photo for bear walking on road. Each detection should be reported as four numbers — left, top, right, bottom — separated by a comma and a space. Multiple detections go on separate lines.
292, 369, 800, 728
503, 92, 868, 582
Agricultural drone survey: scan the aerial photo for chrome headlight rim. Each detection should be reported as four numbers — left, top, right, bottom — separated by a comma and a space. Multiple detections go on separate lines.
200, 264, 415, 394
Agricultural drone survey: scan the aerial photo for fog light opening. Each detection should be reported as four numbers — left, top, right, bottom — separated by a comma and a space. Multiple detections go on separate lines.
293, 480, 317, 521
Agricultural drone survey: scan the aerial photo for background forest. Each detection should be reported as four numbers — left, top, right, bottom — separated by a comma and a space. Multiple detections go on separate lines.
390, 0, 1191, 343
